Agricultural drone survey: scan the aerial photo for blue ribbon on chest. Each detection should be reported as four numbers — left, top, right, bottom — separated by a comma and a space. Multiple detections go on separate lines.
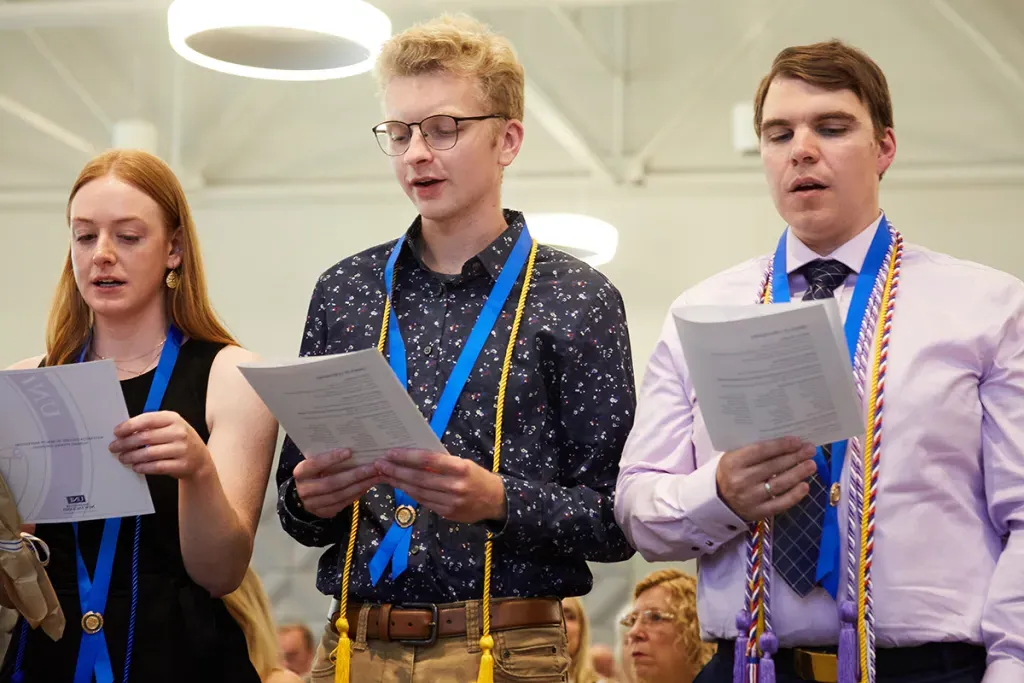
367, 227, 532, 585
71, 326, 182, 683
769, 217, 891, 599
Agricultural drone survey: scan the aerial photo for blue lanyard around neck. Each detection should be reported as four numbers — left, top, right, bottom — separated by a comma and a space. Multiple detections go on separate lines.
66, 326, 182, 683
769, 216, 891, 599
367, 226, 533, 585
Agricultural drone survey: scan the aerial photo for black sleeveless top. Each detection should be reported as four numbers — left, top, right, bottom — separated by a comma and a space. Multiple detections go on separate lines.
1, 340, 259, 683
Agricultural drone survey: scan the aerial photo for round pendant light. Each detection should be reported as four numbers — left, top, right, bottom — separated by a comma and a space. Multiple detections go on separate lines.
525, 213, 619, 266
167, 0, 392, 81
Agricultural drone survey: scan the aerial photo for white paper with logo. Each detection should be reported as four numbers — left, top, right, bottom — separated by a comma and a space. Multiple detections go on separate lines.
0, 361, 155, 524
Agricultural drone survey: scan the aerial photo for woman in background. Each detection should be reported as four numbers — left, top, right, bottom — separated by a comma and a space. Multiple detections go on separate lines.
223, 567, 303, 683
562, 597, 599, 683
621, 569, 716, 683
1, 149, 278, 682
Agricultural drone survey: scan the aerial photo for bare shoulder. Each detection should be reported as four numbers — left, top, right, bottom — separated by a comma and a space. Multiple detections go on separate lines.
265, 669, 304, 683
210, 344, 261, 375
205, 344, 276, 431
6, 354, 46, 370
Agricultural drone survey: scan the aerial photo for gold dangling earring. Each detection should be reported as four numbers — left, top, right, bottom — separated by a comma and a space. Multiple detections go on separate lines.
165, 269, 180, 290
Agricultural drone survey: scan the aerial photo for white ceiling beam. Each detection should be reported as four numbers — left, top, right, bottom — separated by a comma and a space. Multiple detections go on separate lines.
524, 78, 617, 184
931, 0, 1024, 96
549, 7, 616, 77
0, 94, 98, 155
0, 1, 168, 30
24, 29, 112, 131
611, 5, 627, 162
624, 0, 791, 183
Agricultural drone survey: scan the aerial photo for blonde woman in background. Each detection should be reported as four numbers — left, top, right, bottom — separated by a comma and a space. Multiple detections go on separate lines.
621, 569, 715, 683
562, 597, 599, 683
223, 567, 304, 683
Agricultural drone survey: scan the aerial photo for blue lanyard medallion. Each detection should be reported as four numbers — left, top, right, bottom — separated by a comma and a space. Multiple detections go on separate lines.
769, 216, 891, 599
15, 326, 183, 683
367, 226, 533, 585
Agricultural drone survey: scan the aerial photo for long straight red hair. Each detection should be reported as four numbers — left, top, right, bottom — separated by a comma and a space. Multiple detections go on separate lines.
45, 149, 236, 366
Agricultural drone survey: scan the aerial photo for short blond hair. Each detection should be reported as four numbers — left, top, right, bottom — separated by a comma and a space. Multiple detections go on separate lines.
375, 14, 525, 121
634, 569, 716, 678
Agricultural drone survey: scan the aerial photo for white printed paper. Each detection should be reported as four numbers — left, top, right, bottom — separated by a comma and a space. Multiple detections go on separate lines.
673, 298, 864, 452
238, 349, 445, 467
0, 361, 156, 524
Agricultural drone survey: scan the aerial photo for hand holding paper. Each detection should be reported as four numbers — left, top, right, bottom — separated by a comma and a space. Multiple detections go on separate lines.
237, 349, 446, 466
376, 449, 507, 524
673, 298, 864, 452
0, 361, 155, 524
292, 449, 382, 519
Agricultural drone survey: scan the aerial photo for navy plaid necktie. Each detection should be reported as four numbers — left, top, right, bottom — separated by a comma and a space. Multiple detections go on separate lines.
772, 258, 851, 596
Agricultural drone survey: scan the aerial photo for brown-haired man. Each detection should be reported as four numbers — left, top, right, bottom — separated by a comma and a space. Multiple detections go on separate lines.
617, 40, 1024, 683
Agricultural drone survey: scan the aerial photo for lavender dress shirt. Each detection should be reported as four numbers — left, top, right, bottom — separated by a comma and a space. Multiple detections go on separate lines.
615, 215, 1024, 682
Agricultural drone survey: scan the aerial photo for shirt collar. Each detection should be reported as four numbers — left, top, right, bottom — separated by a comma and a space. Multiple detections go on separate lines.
404, 209, 526, 281
785, 212, 884, 275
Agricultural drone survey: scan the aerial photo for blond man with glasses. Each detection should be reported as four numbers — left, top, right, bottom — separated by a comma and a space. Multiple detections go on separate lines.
275, 14, 636, 683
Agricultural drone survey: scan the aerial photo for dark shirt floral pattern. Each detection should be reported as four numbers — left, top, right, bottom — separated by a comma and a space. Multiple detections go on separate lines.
276, 209, 636, 603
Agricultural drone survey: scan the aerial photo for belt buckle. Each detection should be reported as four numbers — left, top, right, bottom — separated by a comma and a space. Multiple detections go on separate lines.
793, 649, 838, 683
394, 602, 438, 646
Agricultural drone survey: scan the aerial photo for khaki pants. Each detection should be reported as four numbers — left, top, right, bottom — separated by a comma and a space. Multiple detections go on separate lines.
309, 600, 570, 683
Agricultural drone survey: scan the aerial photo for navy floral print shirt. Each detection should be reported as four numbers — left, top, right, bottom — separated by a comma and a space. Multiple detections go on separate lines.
276, 210, 636, 603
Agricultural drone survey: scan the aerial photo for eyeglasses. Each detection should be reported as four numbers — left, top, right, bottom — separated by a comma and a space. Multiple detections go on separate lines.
619, 609, 676, 629
371, 114, 506, 156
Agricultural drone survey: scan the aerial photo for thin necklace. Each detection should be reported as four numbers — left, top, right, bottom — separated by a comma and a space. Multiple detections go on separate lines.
91, 337, 166, 376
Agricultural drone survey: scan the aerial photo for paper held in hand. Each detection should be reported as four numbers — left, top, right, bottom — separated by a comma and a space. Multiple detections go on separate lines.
237, 349, 445, 466
0, 361, 156, 524
672, 298, 864, 453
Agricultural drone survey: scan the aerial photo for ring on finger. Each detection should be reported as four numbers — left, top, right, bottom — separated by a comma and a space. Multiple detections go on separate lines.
764, 480, 776, 499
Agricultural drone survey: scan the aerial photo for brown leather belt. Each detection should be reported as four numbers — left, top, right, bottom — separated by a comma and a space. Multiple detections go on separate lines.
330, 598, 562, 646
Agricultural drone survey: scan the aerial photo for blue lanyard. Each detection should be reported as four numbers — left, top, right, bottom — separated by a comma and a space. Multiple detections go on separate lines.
769, 217, 891, 599
66, 326, 181, 683
367, 226, 533, 585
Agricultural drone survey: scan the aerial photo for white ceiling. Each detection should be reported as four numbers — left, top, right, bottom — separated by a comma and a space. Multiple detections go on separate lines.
1, 0, 1023, 199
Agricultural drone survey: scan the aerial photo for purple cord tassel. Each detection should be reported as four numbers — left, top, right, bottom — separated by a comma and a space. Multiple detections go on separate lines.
734, 611, 751, 683
757, 632, 778, 683
838, 601, 859, 683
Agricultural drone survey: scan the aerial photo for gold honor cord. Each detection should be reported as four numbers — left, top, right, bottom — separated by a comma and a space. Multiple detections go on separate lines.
331, 239, 539, 683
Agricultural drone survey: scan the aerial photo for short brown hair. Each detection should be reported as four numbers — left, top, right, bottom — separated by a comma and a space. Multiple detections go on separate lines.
633, 569, 716, 676
375, 14, 525, 121
753, 39, 893, 141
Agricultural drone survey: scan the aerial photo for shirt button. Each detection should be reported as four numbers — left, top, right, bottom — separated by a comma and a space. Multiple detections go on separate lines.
424, 346, 433, 356
410, 547, 420, 556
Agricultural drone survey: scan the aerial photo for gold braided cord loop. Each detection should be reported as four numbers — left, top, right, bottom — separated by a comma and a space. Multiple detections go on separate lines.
478, 240, 538, 683
332, 237, 538, 683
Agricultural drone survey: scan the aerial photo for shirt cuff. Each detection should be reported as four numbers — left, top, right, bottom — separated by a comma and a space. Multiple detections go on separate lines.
982, 657, 1024, 683
482, 481, 511, 539
491, 473, 540, 544
680, 454, 748, 550
278, 477, 326, 527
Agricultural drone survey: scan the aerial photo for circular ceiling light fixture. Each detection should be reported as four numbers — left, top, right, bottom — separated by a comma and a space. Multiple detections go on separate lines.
167, 0, 392, 81
525, 213, 619, 266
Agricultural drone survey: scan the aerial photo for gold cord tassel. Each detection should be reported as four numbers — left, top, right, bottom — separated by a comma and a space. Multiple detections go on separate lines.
333, 615, 351, 683
477, 633, 495, 683
478, 241, 537, 683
